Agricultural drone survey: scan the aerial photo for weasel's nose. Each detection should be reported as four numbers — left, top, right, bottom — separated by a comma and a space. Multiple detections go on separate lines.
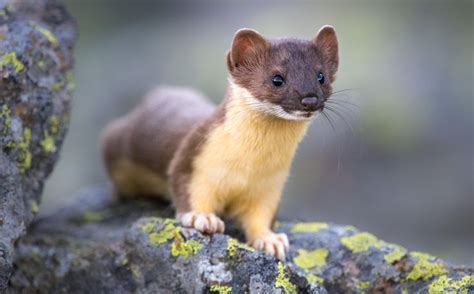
301, 97, 323, 111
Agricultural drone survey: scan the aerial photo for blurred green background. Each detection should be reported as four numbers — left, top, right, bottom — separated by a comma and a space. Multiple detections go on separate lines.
43, 0, 473, 265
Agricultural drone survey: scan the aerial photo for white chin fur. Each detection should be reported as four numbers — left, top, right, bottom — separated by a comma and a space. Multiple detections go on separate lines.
251, 101, 315, 121
229, 78, 315, 121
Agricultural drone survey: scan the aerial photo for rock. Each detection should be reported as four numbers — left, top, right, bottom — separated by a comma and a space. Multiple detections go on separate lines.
8, 187, 474, 293
0, 0, 76, 289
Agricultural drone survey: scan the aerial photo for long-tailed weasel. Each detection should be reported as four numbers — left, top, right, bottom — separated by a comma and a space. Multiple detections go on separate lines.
101, 25, 339, 260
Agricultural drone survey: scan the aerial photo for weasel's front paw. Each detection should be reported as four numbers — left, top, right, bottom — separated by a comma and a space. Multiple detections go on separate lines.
177, 212, 225, 234
251, 232, 289, 260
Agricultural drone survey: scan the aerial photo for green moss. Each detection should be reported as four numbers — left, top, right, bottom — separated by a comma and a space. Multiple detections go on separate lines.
17, 128, 32, 174
307, 273, 324, 285
31, 200, 39, 214
227, 238, 254, 257
293, 248, 328, 270
40, 131, 56, 153
30, 22, 57, 44
171, 232, 202, 259
0, 52, 25, 72
290, 222, 328, 233
428, 274, 474, 294
275, 261, 297, 293
1, 104, 11, 134
406, 252, 448, 281
384, 244, 407, 264
210, 284, 232, 294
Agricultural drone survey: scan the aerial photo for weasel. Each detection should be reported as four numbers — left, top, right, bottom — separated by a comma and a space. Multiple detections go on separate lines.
101, 25, 339, 260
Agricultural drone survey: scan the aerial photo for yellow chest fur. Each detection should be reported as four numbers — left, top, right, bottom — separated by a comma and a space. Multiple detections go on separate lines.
189, 94, 310, 212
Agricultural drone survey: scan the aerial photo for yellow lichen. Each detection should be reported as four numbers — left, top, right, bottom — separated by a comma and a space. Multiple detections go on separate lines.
227, 238, 254, 257
341, 232, 407, 264
51, 80, 65, 92
31, 200, 39, 214
344, 225, 357, 231
341, 232, 380, 253
428, 274, 474, 294
291, 222, 328, 233
49, 115, 59, 134
210, 284, 232, 294
83, 211, 105, 223
356, 280, 371, 291
275, 262, 297, 293
0, 52, 25, 72
293, 248, 328, 270
384, 244, 407, 264
406, 251, 448, 281
37, 59, 46, 69
5, 140, 15, 149
40, 131, 56, 153
148, 221, 179, 246
17, 128, 32, 174
142, 222, 156, 233
307, 273, 324, 285
1, 104, 11, 134
66, 71, 76, 93
227, 238, 238, 257
170, 231, 202, 259
31, 22, 57, 44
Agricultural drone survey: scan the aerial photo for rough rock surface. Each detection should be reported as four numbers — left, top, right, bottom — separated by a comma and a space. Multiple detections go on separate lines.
0, 0, 76, 289
8, 187, 474, 293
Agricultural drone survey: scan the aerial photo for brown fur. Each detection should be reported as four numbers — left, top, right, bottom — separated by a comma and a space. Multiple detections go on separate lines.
101, 86, 214, 198
101, 26, 339, 257
167, 101, 227, 211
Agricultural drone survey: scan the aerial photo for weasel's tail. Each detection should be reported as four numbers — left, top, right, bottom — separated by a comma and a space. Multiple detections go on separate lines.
100, 86, 214, 199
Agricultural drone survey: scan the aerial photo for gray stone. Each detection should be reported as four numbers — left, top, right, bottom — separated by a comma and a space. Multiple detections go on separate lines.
8, 187, 473, 293
0, 0, 76, 289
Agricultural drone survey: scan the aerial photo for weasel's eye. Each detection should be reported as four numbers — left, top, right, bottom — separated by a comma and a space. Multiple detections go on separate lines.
317, 72, 325, 84
272, 75, 285, 87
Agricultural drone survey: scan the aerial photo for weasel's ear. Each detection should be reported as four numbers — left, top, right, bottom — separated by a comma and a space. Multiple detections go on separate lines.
227, 28, 268, 71
313, 25, 339, 76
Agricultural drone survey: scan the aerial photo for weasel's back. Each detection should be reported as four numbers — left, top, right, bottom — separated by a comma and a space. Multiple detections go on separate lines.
101, 86, 215, 198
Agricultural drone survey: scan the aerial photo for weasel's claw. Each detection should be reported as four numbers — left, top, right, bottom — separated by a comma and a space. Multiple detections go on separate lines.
177, 212, 225, 234
252, 232, 290, 260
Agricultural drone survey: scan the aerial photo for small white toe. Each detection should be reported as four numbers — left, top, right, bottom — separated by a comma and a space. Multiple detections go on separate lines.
177, 212, 225, 234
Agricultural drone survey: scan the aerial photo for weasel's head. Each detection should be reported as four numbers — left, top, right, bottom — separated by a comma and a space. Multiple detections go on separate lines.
227, 26, 339, 120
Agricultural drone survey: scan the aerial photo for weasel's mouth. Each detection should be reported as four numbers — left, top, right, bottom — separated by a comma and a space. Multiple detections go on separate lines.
283, 109, 319, 120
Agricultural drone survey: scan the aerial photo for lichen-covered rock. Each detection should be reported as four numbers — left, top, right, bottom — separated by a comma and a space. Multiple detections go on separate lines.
8, 187, 473, 293
0, 0, 76, 289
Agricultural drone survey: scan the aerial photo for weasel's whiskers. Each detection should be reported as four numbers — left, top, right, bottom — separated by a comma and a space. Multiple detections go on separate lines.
324, 105, 355, 137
